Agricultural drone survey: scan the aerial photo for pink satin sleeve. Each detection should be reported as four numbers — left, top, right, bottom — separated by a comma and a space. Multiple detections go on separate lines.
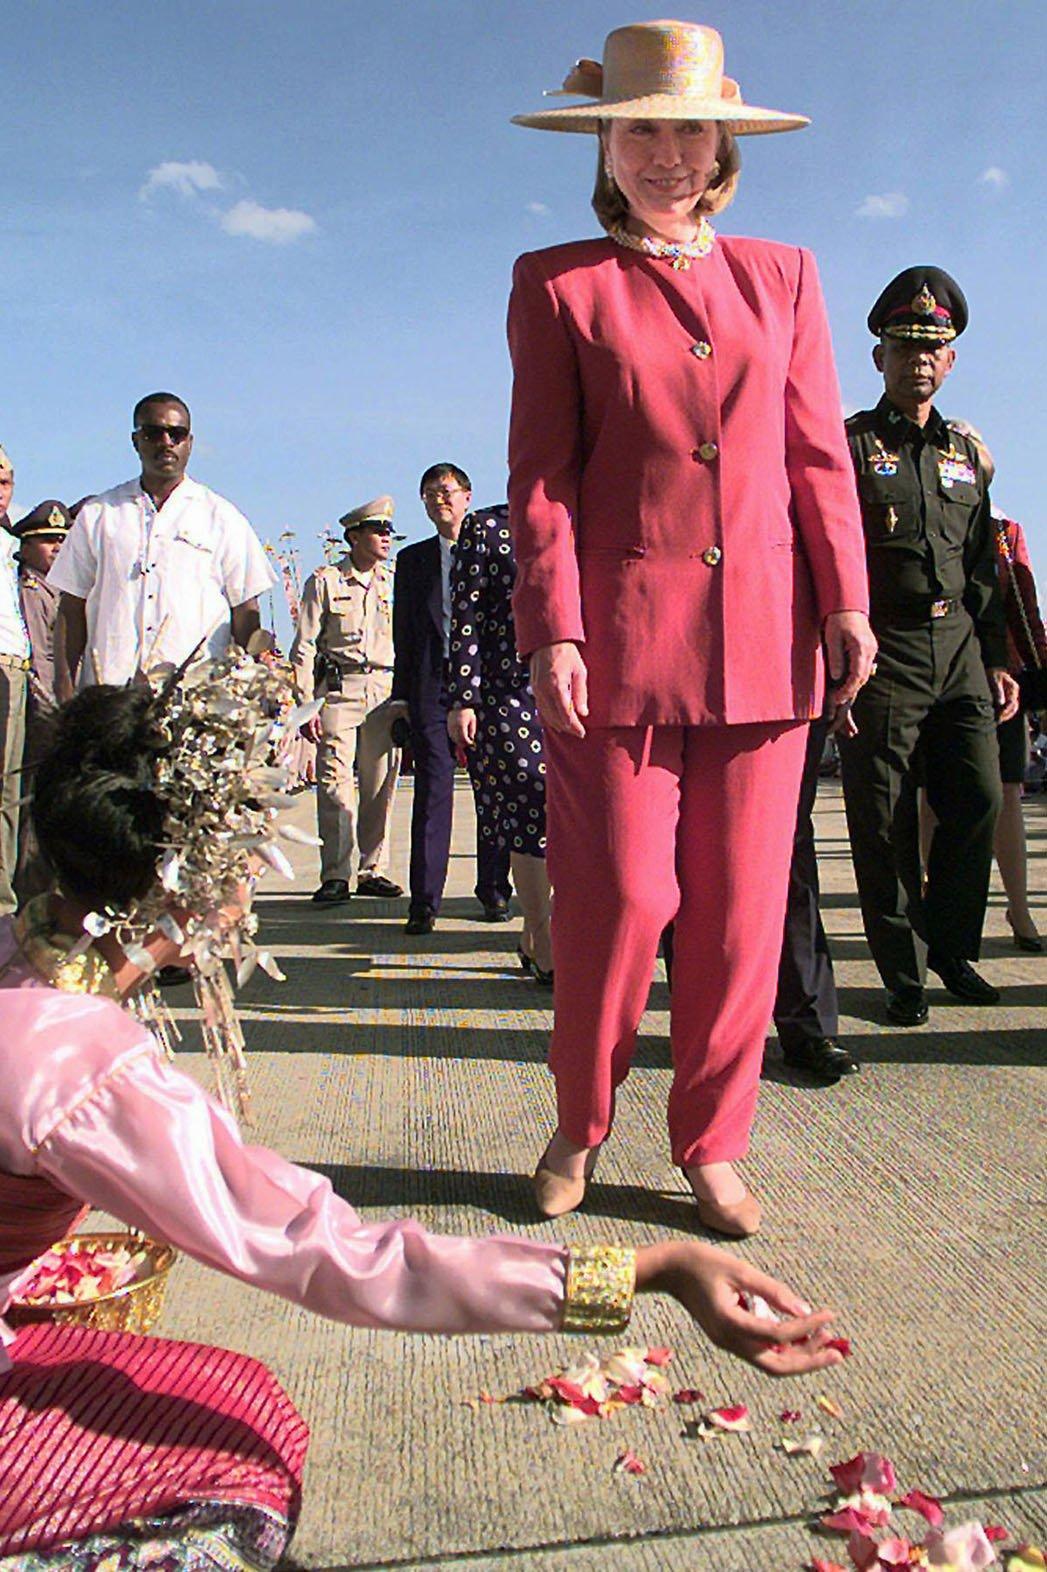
32, 1046, 568, 1336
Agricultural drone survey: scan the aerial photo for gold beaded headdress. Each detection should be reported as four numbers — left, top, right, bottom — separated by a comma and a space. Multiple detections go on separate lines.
67, 647, 321, 1119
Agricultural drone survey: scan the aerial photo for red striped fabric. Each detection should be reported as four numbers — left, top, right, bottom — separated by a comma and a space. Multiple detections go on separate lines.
0, 1323, 309, 1555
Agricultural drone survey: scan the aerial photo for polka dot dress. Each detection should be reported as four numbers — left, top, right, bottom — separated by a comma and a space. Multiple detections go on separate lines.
448, 508, 547, 859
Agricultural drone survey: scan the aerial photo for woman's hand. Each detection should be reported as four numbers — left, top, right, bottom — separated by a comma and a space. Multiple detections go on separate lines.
530, 642, 589, 738
301, 714, 324, 744
824, 610, 878, 736
635, 1240, 845, 1376
448, 706, 478, 748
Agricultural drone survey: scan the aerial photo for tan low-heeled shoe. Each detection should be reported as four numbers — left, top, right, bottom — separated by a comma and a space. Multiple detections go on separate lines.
533, 1146, 600, 1219
692, 1191, 762, 1238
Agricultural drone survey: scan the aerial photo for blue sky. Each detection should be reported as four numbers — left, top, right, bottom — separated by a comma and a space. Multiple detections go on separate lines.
4, 0, 1044, 643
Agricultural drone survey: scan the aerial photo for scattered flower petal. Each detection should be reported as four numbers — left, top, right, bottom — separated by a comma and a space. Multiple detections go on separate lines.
613, 1449, 646, 1476
818, 1395, 846, 1420
924, 1520, 997, 1569
897, 1488, 945, 1527
830, 1453, 898, 1499
672, 1388, 705, 1405
984, 1528, 1009, 1544
778, 1434, 824, 1458
1007, 1550, 1045, 1571
780, 1409, 803, 1423
810, 1560, 848, 1572
822, 1507, 889, 1536
644, 1346, 673, 1366
825, 1337, 853, 1358
705, 1404, 751, 1432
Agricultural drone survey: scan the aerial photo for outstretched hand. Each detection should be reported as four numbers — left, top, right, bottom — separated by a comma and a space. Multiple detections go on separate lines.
635, 1240, 845, 1376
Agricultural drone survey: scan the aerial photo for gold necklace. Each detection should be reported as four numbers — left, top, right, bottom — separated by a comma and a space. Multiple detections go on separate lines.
608, 217, 716, 270
10, 896, 122, 998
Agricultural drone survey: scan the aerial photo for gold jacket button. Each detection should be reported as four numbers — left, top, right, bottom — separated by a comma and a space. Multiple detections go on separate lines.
698, 441, 719, 461
691, 341, 713, 359
702, 546, 722, 566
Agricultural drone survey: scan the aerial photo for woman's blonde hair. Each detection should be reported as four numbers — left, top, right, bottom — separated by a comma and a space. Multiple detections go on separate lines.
592, 124, 741, 230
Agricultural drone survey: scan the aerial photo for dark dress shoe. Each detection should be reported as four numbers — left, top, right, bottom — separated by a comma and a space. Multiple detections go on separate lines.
781, 1036, 859, 1079
156, 965, 193, 989
927, 952, 1000, 1004
312, 879, 351, 905
356, 874, 403, 898
1006, 912, 1044, 952
886, 990, 929, 1027
479, 897, 511, 922
404, 906, 436, 935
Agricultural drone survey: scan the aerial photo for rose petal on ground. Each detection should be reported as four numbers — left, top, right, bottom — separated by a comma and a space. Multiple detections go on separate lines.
778, 1434, 824, 1457
602, 1350, 649, 1386
550, 1403, 594, 1426
780, 1408, 803, 1423
846, 1531, 882, 1571
822, 1507, 887, 1536
706, 1405, 751, 1432
644, 1346, 673, 1366
612, 1449, 647, 1476
615, 1384, 646, 1406
690, 1421, 728, 1441
673, 1388, 705, 1405
818, 1395, 846, 1420
983, 1527, 1008, 1543
1006, 1550, 1046, 1571
809, 1560, 848, 1572
925, 1521, 998, 1568
897, 1488, 944, 1527
830, 1452, 897, 1495
877, 1539, 919, 1567
547, 1377, 603, 1414
825, 1337, 853, 1358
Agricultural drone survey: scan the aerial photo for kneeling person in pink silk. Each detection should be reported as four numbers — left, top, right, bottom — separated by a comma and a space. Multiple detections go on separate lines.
508, 19, 875, 1234
0, 658, 843, 1568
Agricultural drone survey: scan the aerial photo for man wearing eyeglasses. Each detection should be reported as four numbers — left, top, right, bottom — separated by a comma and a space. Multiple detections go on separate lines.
391, 462, 512, 935
50, 392, 275, 700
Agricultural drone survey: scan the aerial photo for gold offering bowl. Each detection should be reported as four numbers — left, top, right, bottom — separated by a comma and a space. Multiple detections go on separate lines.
8, 1231, 178, 1334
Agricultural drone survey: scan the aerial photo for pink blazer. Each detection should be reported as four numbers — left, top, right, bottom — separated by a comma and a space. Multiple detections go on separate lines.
508, 235, 870, 727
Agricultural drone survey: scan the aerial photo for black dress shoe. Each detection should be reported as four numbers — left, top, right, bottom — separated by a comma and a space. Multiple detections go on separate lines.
781, 1036, 859, 1078
356, 874, 404, 898
479, 897, 511, 923
312, 879, 351, 905
886, 990, 930, 1026
156, 965, 193, 989
927, 952, 1000, 1004
404, 906, 436, 935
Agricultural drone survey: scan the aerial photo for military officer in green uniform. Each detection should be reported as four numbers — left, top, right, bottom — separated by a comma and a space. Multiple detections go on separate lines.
839, 267, 1019, 1026
291, 496, 404, 905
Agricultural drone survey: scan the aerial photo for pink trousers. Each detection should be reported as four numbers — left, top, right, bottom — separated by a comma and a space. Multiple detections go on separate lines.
545, 720, 808, 1168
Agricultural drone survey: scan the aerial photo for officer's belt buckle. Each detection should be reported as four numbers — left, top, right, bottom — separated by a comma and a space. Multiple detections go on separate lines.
929, 599, 951, 619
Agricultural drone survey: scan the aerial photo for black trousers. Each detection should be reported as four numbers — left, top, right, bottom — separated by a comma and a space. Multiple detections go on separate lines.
409, 710, 511, 914
773, 717, 838, 1047
839, 610, 1001, 996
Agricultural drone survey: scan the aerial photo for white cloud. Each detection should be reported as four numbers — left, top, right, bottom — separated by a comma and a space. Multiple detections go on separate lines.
979, 166, 1009, 189
856, 191, 909, 220
526, 201, 551, 216
219, 199, 317, 244
140, 160, 223, 200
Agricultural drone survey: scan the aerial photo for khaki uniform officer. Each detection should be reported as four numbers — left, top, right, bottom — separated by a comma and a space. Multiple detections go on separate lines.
11, 501, 73, 902
290, 496, 404, 905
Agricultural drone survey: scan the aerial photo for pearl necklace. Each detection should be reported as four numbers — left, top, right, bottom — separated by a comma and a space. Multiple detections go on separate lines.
608, 217, 716, 270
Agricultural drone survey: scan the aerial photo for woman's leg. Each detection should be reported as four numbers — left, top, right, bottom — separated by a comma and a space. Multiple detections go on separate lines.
668, 722, 809, 1186
996, 781, 1039, 939
511, 851, 552, 973
542, 725, 683, 1174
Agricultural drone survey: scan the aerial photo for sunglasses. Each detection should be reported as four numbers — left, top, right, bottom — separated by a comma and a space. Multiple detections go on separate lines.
135, 423, 191, 445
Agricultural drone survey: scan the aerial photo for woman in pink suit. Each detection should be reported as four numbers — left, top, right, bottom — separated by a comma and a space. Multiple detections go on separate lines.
509, 20, 876, 1234
0, 673, 842, 1565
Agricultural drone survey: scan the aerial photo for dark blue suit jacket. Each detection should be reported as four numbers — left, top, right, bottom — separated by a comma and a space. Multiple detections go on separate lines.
392, 535, 445, 722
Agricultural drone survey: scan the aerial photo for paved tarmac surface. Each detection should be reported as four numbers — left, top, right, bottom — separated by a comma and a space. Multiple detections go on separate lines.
98, 776, 1046, 1570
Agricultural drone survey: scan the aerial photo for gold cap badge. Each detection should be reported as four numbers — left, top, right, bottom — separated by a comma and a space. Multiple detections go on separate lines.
48, 505, 65, 529
911, 284, 937, 317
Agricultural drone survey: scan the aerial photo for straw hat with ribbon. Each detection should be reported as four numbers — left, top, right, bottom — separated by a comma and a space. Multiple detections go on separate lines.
512, 20, 808, 137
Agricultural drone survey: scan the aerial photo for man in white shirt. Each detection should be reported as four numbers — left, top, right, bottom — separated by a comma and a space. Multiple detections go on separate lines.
51, 393, 276, 699
0, 444, 30, 913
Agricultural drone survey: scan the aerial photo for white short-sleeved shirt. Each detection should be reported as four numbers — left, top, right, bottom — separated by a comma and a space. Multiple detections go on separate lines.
0, 531, 29, 660
47, 476, 276, 686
